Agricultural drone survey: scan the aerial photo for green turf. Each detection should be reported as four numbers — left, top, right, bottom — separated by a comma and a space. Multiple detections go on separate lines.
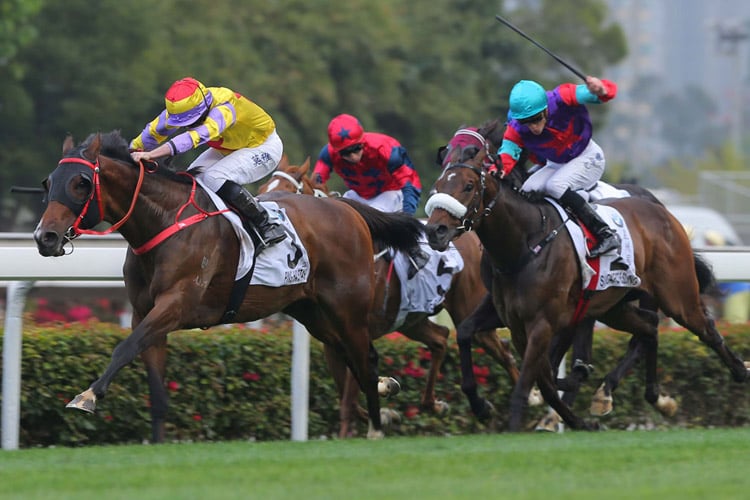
2, 428, 749, 499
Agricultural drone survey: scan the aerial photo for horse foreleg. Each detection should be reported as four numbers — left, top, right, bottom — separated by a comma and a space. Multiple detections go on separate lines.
456, 293, 503, 421
141, 341, 169, 443
67, 302, 179, 414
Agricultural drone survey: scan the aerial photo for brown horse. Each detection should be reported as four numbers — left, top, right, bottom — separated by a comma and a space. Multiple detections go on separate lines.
441, 122, 684, 427
33, 131, 425, 441
258, 156, 530, 437
424, 147, 749, 431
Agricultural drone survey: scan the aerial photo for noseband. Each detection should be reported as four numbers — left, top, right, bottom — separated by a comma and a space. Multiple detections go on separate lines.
270, 170, 305, 194
426, 162, 497, 233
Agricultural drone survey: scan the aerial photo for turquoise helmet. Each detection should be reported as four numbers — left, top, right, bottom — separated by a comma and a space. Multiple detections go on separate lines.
508, 80, 548, 120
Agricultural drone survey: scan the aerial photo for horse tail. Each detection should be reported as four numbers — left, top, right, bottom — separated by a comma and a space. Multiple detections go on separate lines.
694, 253, 721, 297
337, 198, 423, 252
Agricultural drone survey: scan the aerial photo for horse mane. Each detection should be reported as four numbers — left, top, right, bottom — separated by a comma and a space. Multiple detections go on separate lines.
77, 130, 193, 185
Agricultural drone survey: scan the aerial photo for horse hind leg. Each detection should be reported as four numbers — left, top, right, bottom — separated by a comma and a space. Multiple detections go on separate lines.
597, 300, 677, 417
401, 318, 450, 414
662, 292, 749, 382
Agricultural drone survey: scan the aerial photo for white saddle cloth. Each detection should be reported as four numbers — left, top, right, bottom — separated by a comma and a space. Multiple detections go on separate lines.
199, 180, 311, 286
547, 199, 641, 291
390, 232, 464, 331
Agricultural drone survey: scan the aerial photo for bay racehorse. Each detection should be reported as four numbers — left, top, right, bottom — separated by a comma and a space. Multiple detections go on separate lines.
33, 131, 425, 441
258, 155, 533, 437
440, 122, 685, 427
424, 146, 749, 431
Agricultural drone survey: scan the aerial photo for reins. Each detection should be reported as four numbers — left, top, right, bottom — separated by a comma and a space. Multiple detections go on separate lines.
57, 156, 228, 255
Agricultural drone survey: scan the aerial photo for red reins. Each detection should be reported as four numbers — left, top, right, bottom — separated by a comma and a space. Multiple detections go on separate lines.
58, 156, 228, 254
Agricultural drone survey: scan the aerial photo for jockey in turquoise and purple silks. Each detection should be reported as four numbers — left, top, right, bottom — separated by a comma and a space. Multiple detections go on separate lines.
493, 77, 620, 258
313, 114, 422, 215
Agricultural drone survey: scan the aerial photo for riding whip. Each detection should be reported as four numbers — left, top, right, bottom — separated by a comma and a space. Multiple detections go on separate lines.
495, 14, 587, 81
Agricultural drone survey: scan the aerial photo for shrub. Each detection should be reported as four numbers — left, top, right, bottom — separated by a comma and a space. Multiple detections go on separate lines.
2, 320, 750, 447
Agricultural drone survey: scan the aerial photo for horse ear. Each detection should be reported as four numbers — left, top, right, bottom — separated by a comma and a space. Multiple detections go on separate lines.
300, 157, 310, 174
82, 133, 102, 162
474, 147, 488, 166
62, 134, 75, 155
279, 154, 289, 169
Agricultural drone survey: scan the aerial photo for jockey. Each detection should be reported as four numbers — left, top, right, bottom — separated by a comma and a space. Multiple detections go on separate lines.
314, 114, 422, 215
129, 77, 287, 250
493, 77, 621, 258
313, 113, 426, 275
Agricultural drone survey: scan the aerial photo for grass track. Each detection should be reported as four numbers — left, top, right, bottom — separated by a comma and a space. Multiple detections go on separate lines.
2, 428, 750, 499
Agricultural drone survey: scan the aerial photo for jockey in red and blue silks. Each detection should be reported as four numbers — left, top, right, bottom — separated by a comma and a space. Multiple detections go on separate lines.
494, 77, 620, 258
313, 114, 422, 215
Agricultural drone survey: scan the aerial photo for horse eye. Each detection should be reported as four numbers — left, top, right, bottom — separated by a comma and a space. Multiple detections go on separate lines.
463, 182, 474, 193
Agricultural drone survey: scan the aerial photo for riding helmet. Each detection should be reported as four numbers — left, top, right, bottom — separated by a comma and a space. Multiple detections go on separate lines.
164, 77, 213, 127
508, 80, 548, 121
328, 114, 365, 152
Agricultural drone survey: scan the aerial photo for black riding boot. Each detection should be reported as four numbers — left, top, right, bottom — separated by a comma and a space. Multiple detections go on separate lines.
559, 188, 620, 258
217, 181, 287, 249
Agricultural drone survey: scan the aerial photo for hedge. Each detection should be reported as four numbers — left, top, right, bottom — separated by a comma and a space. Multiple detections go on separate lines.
2, 319, 750, 447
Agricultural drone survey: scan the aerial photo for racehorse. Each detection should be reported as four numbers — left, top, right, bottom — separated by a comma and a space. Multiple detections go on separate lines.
440, 122, 683, 427
424, 145, 749, 431
33, 131, 425, 441
258, 155, 531, 437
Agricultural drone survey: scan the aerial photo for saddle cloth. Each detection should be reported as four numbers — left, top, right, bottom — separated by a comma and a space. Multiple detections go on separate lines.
199, 180, 311, 286
547, 199, 641, 291
390, 233, 464, 331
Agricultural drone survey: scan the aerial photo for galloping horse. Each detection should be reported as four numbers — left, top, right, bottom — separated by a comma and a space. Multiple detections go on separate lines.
259, 156, 530, 437
424, 147, 749, 431
33, 131, 424, 441
441, 122, 684, 426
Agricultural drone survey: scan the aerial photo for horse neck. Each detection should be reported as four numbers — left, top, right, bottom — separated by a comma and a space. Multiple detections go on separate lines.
475, 180, 548, 269
99, 159, 194, 246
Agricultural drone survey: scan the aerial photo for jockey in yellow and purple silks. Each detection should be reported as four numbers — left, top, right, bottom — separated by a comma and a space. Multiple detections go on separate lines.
493, 76, 620, 258
313, 114, 422, 215
130, 77, 286, 249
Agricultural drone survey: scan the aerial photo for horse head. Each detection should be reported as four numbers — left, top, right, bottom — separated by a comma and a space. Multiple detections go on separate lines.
424, 145, 497, 251
258, 156, 332, 198
35, 133, 114, 255
34, 131, 186, 257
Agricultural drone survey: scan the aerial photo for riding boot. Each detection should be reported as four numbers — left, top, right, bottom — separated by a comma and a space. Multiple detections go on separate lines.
216, 181, 287, 249
559, 188, 620, 258
406, 245, 430, 280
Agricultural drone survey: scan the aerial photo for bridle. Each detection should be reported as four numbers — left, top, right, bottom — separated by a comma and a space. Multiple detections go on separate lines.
425, 161, 499, 234
270, 170, 305, 194
53, 156, 148, 243
49, 154, 226, 255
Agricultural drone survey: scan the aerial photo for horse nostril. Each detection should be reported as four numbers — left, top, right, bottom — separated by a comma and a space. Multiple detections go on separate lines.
42, 231, 60, 247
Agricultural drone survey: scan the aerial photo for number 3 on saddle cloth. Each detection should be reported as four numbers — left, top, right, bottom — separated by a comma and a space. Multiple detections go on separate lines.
547, 199, 641, 293
388, 234, 464, 330
200, 180, 311, 287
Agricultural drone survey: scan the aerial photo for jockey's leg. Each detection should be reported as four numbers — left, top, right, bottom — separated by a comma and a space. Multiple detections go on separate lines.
559, 188, 620, 258
217, 180, 287, 249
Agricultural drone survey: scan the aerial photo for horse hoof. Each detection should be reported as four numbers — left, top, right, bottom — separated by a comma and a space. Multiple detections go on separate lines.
528, 387, 544, 407
65, 389, 97, 414
655, 394, 678, 417
535, 410, 563, 433
366, 424, 385, 440
380, 408, 401, 427
433, 400, 450, 415
590, 383, 613, 416
378, 377, 401, 398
